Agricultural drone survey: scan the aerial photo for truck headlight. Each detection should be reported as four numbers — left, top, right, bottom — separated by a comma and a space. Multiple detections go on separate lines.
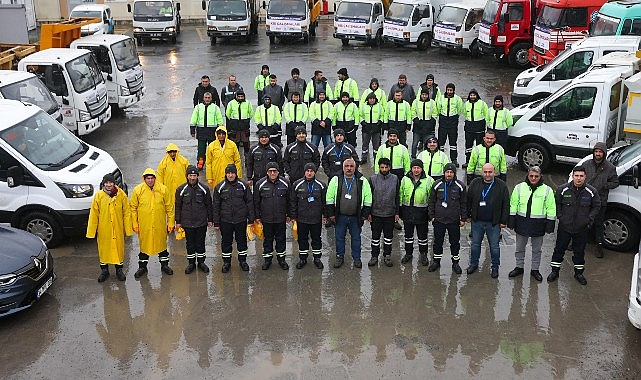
133, 27, 143, 32
209, 15, 217, 20
121, 86, 131, 96
78, 110, 92, 122
166, 27, 175, 32
56, 183, 94, 198
301, 25, 308, 31
516, 77, 533, 87
238, 26, 248, 31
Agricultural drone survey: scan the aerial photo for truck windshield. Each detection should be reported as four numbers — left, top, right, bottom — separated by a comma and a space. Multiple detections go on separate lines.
208, 0, 247, 18
437, 6, 467, 24
0, 77, 59, 115
70, 10, 102, 19
386, 3, 414, 22
134, 1, 173, 16
1, 110, 87, 170
65, 54, 104, 93
336, 2, 372, 21
268, 0, 307, 17
111, 39, 140, 71
589, 13, 620, 36
610, 141, 641, 167
481, 0, 500, 24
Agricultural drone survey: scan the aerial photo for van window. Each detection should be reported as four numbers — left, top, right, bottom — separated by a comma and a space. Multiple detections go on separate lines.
618, 162, 641, 187
609, 81, 629, 111
622, 19, 641, 35
554, 50, 593, 80
78, 45, 112, 74
0, 146, 21, 182
547, 86, 597, 121
562, 8, 587, 27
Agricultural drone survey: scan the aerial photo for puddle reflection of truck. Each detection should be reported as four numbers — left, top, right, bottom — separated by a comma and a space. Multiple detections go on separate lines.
264, 0, 321, 44
202, 0, 259, 44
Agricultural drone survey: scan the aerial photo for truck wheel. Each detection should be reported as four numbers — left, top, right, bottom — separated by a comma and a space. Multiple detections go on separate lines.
303, 34, 309, 43
416, 33, 430, 50
245, 33, 252, 43
469, 40, 480, 58
171, 36, 177, 43
269, 35, 275, 44
210, 36, 217, 45
341, 38, 349, 46
310, 23, 316, 37
372, 29, 383, 47
517, 142, 550, 171
603, 210, 640, 252
21, 211, 64, 248
508, 42, 531, 68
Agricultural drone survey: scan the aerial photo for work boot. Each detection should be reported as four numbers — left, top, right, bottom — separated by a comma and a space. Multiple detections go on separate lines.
596, 243, 604, 258
134, 267, 148, 279
530, 270, 543, 282
508, 267, 524, 278
547, 268, 560, 283
185, 263, 196, 274
490, 267, 499, 278
333, 255, 344, 268
401, 254, 413, 264
115, 267, 126, 281
452, 262, 462, 275
574, 272, 588, 285
197, 262, 210, 273
97, 268, 110, 283
161, 264, 174, 275
383, 255, 393, 267
354, 259, 362, 268
277, 257, 289, 270
419, 252, 429, 266
360, 155, 368, 164
466, 265, 478, 274
296, 258, 307, 269
313, 258, 324, 269
428, 260, 441, 272
368, 256, 378, 267
262, 257, 272, 270
221, 262, 231, 273
239, 260, 250, 271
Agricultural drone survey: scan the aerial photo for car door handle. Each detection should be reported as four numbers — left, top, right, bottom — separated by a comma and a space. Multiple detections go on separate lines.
583, 125, 595, 129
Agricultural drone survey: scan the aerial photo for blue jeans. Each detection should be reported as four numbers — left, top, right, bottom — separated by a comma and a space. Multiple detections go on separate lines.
470, 221, 501, 269
335, 214, 361, 259
311, 134, 332, 150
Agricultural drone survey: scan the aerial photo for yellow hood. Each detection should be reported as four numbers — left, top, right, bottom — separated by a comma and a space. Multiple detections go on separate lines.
141, 168, 157, 180
215, 125, 227, 135
166, 143, 180, 153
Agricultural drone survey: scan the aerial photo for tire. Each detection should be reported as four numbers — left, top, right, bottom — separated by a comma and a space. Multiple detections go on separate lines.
416, 33, 430, 50
508, 42, 531, 68
21, 211, 64, 248
269, 35, 275, 44
341, 38, 349, 46
603, 210, 640, 252
245, 33, 252, 43
210, 36, 217, 45
469, 40, 480, 58
517, 142, 551, 171
303, 34, 309, 43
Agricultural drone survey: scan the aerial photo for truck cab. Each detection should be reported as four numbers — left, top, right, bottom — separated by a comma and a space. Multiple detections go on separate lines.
265, 0, 320, 44
478, 0, 540, 68
590, 0, 641, 36
0, 70, 62, 122
70, 34, 145, 109
334, 0, 389, 46
17, 48, 111, 136
383, 0, 447, 50
511, 35, 641, 106
128, 0, 181, 44
69, 4, 115, 36
202, 0, 259, 45
432, 0, 486, 55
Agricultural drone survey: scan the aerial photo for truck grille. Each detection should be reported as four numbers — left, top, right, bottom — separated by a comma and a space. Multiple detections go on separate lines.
19, 254, 49, 280
85, 91, 108, 118
217, 26, 237, 31
127, 73, 144, 94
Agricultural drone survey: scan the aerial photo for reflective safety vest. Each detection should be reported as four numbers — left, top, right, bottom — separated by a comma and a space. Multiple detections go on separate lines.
464, 100, 489, 122
334, 101, 360, 123
190, 103, 223, 128
437, 94, 463, 117
308, 100, 336, 123
360, 88, 387, 105
283, 102, 309, 123
334, 78, 359, 101
412, 99, 438, 120
386, 100, 412, 123
225, 99, 254, 120
417, 149, 450, 178
254, 74, 269, 92
375, 142, 410, 172
254, 105, 282, 126
467, 143, 507, 176
399, 174, 434, 208
509, 182, 556, 220
359, 102, 387, 123
486, 108, 513, 130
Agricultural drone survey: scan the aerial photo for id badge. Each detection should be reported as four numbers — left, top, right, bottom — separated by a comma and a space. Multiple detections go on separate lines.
335, 161, 341, 165
308, 196, 315, 203
479, 201, 487, 207
345, 194, 352, 199
441, 202, 448, 208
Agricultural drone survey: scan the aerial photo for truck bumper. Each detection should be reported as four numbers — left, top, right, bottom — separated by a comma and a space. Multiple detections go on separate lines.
529, 49, 554, 66
207, 30, 250, 38
511, 93, 533, 107
382, 36, 411, 45
77, 106, 111, 136
59, 209, 91, 236
334, 33, 373, 42
118, 87, 145, 109
478, 41, 501, 56
432, 40, 464, 51
133, 31, 177, 39
266, 31, 307, 39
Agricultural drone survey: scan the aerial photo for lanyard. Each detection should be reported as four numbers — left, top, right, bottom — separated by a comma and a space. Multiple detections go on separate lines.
443, 180, 449, 202
333, 143, 344, 159
307, 180, 315, 195
481, 179, 494, 201
344, 175, 355, 194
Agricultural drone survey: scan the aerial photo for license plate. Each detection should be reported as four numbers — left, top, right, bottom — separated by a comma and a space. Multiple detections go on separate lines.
221, 32, 233, 36
150, 33, 162, 37
136, 92, 141, 101
36, 276, 53, 299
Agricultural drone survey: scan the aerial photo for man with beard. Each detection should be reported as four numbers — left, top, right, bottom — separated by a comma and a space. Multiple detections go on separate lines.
399, 159, 434, 265
193, 75, 220, 107
360, 77, 387, 105
225, 91, 254, 160
190, 92, 224, 170
411, 89, 439, 159
254, 94, 283, 147
463, 88, 488, 169
436, 83, 463, 167
486, 95, 513, 148
334, 91, 361, 147
368, 158, 400, 267
283, 91, 308, 145
417, 135, 450, 182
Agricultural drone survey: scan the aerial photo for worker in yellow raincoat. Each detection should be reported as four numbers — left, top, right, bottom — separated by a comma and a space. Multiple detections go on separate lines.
205, 125, 242, 187
156, 142, 190, 207
86, 173, 133, 283
130, 168, 175, 278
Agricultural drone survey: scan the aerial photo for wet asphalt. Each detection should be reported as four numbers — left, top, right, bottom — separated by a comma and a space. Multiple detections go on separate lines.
2, 23, 641, 379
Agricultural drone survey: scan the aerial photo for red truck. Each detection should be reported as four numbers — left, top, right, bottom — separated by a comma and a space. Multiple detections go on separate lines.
478, 0, 541, 68
527, 0, 607, 66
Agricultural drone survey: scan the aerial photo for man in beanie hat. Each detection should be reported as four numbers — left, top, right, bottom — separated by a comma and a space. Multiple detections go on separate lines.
428, 162, 467, 273
334, 91, 361, 147
283, 91, 308, 145
284, 125, 320, 182
322, 128, 359, 179
206, 125, 242, 187
225, 91, 254, 161
359, 91, 387, 164
375, 128, 411, 184
190, 91, 224, 170
399, 159, 434, 265
193, 75, 220, 107
417, 73, 441, 101
254, 64, 270, 106
360, 78, 387, 106
130, 168, 175, 278
417, 135, 450, 181
368, 157, 400, 267
485, 94, 513, 148
157, 143, 190, 209
386, 89, 412, 147
436, 83, 463, 167
254, 162, 291, 270
247, 129, 283, 186
289, 162, 327, 269
213, 164, 254, 273
284, 67, 307, 102
463, 89, 488, 169
87, 173, 133, 282
304, 70, 333, 105
334, 68, 359, 105
308, 90, 335, 149
175, 165, 214, 274
411, 88, 439, 158
254, 94, 283, 147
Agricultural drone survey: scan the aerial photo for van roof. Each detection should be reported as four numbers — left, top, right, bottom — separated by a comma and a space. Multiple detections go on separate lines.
441, 0, 487, 10
70, 4, 110, 12
599, 0, 641, 18
575, 65, 633, 84
590, 51, 641, 69
70, 34, 132, 47
571, 35, 641, 49
339, 0, 382, 4
20, 48, 92, 64
0, 99, 40, 130
0, 70, 38, 87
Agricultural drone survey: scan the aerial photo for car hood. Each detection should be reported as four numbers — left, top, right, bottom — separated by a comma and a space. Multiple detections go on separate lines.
0, 226, 45, 273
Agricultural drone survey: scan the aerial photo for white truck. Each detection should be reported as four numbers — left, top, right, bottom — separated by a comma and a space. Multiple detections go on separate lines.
69, 3, 115, 36
202, 0, 260, 45
265, 0, 320, 44
333, 0, 389, 46
0, 99, 126, 247
17, 48, 111, 136
511, 35, 641, 106
383, 0, 449, 50
128, 0, 182, 44
70, 34, 145, 109
0, 70, 62, 122
431, 0, 486, 56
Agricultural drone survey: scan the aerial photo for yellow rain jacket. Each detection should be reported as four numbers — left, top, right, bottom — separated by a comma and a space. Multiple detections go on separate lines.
156, 143, 190, 205
205, 125, 242, 185
86, 186, 133, 264
130, 168, 175, 255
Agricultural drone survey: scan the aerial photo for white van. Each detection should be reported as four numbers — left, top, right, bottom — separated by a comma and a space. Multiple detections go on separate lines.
511, 35, 641, 106
69, 3, 115, 36
0, 100, 125, 247
0, 70, 62, 122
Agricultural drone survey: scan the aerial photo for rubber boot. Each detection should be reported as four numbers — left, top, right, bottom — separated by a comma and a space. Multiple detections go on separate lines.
185, 259, 196, 274
277, 256, 289, 270
262, 257, 272, 270
547, 267, 560, 283
428, 259, 441, 272
134, 254, 148, 279
98, 265, 110, 283
296, 254, 308, 269
221, 257, 231, 273
115, 264, 126, 281
239, 256, 250, 271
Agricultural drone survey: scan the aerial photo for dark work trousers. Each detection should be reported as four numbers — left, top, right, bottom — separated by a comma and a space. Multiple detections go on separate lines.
432, 220, 461, 262
464, 131, 485, 164
138, 250, 169, 268
403, 222, 429, 256
493, 129, 508, 149
197, 138, 214, 166
371, 215, 395, 257
551, 228, 588, 274
184, 225, 207, 263
592, 203, 607, 244
345, 130, 357, 148
220, 221, 249, 261
438, 115, 459, 162
262, 222, 287, 258
297, 222, 322, 258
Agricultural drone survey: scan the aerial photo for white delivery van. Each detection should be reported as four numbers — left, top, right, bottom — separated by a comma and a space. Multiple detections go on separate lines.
0, 100, 126, 247
71, 34, 145, 109
69, 3, 115, 36
128, 0, 182, 44
511, 35, 641, 106
334, 0, 387, 46
382, 0, 450, 50
18, 48, 111, 136
431, 0, 486, 56
0, 70, 62, 122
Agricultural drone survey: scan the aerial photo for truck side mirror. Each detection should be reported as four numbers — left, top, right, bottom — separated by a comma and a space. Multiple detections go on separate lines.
62, 97, 69, 105
176, 3, 181, 12
7, 166, 23, 188
127, 4, 132, 13
202, 1, 206, 10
